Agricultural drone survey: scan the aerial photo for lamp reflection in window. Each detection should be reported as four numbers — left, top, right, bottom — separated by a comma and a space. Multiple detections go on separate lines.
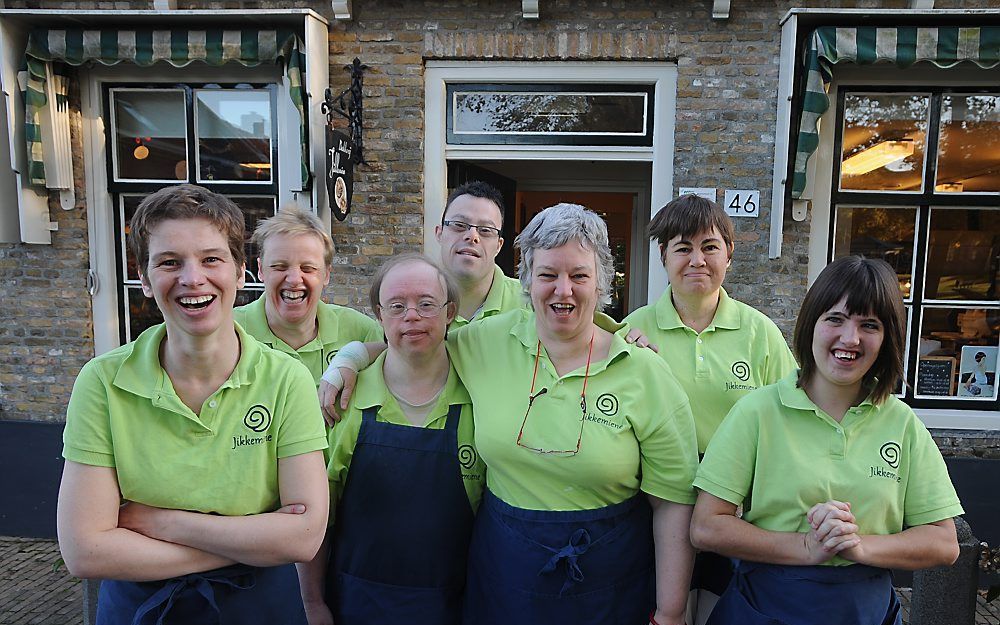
841, 140, 915, 176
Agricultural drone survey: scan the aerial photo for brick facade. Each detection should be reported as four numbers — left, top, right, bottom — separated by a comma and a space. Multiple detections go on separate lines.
0, 0, 993, 468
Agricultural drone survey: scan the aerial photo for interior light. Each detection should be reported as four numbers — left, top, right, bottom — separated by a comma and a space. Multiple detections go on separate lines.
841, 140, 915, 176
935, 182, 964, 193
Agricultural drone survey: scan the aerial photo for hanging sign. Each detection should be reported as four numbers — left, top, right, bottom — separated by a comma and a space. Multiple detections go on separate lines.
327, 128, 354, 221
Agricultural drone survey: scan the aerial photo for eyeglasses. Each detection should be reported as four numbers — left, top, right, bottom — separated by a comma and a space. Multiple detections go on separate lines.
378, 301, 448, 319
515, 335, 594, 456
442, 220, 501, 239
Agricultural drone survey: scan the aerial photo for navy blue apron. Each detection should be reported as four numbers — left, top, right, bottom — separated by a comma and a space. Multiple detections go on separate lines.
463, 489, 655, 625
706, 560, 902, 625
96, 563, 306, 625
326, 404, 474, 625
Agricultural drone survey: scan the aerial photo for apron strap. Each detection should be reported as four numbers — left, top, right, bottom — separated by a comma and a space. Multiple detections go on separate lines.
443, 404, 463, 431
361, 406, 380, 424
537, 528, 592, 596
131, 568, 255, 625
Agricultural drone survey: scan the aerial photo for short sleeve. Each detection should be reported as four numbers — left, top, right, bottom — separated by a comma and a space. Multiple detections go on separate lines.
902, 421, 964, 527
63, 360, 117, 468
325, 404, 363, 525
694, 402, 760, 505
362, 316, 384, 343
763, 320, 797, 385
275, 360, 329, 459
633, 359, 699, 505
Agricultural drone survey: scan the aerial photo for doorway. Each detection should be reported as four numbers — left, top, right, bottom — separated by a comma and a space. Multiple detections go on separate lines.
447, 160, 651, 320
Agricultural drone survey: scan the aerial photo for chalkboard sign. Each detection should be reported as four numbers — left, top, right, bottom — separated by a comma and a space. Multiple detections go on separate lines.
917, 357, 956, 396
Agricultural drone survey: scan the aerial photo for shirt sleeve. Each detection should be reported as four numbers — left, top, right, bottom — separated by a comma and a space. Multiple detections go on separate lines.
633, 357, 699, 505
63, 359, 117, 468
275, 360, 329, 459
902, 418, 964, 527
325, 404, 363, 525
693, 401, 760, 505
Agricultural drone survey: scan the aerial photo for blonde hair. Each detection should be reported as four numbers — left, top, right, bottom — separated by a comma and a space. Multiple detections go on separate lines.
251, 206, 334, 267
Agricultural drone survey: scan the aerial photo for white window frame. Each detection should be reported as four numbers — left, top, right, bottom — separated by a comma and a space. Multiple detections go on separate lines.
424, 61, 677, 306
805, 64, 1000, 430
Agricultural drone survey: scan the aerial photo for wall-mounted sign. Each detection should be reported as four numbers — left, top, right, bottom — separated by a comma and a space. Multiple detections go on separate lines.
326, 128, 354, 221
723, 189, 760, 218
678, 187, 717, 202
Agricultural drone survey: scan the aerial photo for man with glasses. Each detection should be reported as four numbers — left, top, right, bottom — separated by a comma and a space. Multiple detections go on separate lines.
434, 181, 526, 327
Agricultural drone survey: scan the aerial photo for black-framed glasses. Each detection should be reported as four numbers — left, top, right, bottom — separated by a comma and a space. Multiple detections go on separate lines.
442, 220, 501, 239
378, 301, 448, 318
515, 388, 586, 456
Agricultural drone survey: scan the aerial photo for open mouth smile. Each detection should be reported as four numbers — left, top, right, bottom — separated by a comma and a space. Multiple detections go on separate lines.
178, 295, 216, 310
280, 290, 307, 303
833, 349, 858, 361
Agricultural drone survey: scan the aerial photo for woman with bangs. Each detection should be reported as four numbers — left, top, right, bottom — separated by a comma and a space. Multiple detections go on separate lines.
691, 256, 963, 625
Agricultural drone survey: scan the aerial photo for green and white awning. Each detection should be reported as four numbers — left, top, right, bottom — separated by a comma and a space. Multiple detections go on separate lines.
22, 28, 307, 188
793, 26, 1000, 198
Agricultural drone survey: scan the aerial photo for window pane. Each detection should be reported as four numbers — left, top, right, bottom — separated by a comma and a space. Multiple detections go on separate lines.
196, 90, 273, 183
936, 94, 1000, 194
916, 306, 999, 400
454, 91, 646, 135
122, 195, 143, 281
112, 90, 187, 182
832, 206, 916, 298
232, 196, 277, 285
923, 208, 1000, 301
839, 93, 929, 192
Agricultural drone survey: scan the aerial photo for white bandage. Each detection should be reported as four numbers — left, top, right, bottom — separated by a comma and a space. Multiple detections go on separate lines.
320, 341, 374, 386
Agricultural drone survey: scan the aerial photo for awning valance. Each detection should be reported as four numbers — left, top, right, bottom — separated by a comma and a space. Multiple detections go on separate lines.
792, 26, 1000, 199
22, 28, 307, 188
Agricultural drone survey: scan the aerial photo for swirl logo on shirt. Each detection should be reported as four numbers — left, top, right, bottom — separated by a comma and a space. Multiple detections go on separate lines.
731, 361, 751, 382
244, 405, 273, 433
879, 442, 901, 469
326, 350, 337, 365
596, 393, 619, 416
458, 445, 478, 470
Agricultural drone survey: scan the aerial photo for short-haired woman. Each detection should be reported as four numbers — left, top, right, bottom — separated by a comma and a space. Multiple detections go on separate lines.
624, 194, 797, 623
691, 256, 963, 625
57, 184, 330, 624
451, 204, 699, 625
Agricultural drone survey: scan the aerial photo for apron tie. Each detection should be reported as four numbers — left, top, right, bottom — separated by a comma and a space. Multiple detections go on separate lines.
131, 568, 255, 625
538, 528, 592, 595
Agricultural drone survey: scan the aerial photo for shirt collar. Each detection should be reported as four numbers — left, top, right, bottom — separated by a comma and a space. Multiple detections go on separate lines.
243, 295, 336, 355
654, 286, 739, 331
352, 349, 471, 411
509, 310, 631, 376
776, 371, 881, 416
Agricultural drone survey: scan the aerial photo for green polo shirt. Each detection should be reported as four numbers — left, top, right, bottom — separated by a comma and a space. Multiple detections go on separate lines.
694, 372, 964, 566
63, 323, 328, 517
234, 297, 382, 386
451, 265, 526, 329
624, 286, 797, 453
449, 309, 698, 511
327, 349, 485, 522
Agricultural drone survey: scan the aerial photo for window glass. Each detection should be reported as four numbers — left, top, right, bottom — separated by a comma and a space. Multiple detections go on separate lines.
196, 90, 273, 183
916, 306, 999, 400
936, 94, 1000, 194
923, 208, 1000, 301
832, 206, 917, 299
112, 89, 187, 182
234, 196, 277, 284
839, 93, 929, 192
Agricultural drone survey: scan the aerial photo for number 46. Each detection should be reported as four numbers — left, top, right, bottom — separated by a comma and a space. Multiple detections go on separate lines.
723, 190, 760, 218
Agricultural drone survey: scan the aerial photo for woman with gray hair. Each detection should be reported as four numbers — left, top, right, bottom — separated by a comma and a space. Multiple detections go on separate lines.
447, 203, 699, 625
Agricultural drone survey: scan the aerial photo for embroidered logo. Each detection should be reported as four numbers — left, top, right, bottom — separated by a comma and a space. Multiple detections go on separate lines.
596, 393, 619, 416
243, 405, 272, 433
731, 361, 751, 381
880, 442, 901, 469
458, 445, 478, 470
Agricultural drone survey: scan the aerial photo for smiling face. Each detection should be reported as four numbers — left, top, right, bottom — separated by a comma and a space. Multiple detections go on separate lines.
435, 194, 504, 285
809, 297, 885, 398
140, 217, 244, 340
258, 232, 331, 329
529, 241, 599, 342
377, 260, 456, 357
662, 226, 732, 300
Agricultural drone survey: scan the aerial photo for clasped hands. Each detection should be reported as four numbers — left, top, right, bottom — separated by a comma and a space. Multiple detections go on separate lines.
804, 500, 864, 564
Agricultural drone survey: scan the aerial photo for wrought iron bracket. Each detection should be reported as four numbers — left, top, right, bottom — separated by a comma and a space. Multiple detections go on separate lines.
323, 57, 367, 165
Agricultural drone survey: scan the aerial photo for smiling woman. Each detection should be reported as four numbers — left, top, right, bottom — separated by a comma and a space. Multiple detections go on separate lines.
57, 185, 330, 625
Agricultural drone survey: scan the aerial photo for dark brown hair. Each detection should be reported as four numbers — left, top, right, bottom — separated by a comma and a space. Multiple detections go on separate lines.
647, 194, 735, 258
793, 256, 906, 404
368, 253, 460, 316
443, 180, 505, 227
128, 184, 246, 274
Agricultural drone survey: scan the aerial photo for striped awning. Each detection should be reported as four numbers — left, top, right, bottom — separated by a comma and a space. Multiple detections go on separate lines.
22, 28, 307, 188
792, 26, 1000, 199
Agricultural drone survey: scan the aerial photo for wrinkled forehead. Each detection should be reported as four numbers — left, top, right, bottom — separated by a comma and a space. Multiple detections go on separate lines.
380, 260, 448, 300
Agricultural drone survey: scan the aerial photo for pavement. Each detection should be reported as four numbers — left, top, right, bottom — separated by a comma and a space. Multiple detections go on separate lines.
2, 536, 1000, 625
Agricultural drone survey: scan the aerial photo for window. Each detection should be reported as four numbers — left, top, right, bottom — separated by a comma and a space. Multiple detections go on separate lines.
107, 83, 280, 342
831, 88, 999, 408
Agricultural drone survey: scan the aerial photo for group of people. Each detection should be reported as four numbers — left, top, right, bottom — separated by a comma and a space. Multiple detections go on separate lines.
57, 180, 963, 625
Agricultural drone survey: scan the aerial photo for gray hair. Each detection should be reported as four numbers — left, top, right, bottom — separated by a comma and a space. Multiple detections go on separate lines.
515, 203, 615, 310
